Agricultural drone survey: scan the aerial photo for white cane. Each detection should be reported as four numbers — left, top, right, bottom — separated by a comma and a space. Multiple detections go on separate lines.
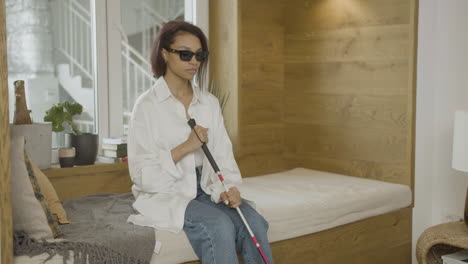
188, 118, 270, 264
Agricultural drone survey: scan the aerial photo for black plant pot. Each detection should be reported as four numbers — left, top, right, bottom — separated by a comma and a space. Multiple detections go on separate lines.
67, 133, 99, 165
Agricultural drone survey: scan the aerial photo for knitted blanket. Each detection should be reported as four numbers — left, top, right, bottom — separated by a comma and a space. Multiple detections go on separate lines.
14, 193, 155, 264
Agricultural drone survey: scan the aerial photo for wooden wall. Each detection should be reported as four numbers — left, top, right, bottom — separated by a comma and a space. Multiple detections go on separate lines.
209, 0, 239, 151
283, 0, 417, 186
0, 0, 13, 262
230, 0, 417, 186
236, 0, 289, 177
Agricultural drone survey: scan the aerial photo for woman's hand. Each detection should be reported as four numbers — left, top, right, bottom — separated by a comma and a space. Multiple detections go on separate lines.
220, 187, 242, 208
171, 125, 208, 164
185, 125, 208, 152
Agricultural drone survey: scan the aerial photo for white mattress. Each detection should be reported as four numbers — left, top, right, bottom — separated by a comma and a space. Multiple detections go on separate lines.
15, 168, 412, 264
239, 168, 412, 242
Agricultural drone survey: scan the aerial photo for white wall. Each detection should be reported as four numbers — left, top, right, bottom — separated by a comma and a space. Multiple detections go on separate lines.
413, 0, 468, 263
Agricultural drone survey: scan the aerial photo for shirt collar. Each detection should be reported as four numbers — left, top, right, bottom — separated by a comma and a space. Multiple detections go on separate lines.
191, 81, 204, 104
153, 77, 204, 104
153, 77, 171, 102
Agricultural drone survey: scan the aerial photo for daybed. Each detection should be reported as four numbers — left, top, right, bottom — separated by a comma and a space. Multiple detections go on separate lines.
11, 164, 412, 264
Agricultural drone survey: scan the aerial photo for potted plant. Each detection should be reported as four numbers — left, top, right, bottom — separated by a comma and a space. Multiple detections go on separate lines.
44, 101, 98, 166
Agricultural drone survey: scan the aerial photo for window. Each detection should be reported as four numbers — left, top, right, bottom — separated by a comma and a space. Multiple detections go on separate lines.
6, 0, 97, 147
6, 0, 208, 146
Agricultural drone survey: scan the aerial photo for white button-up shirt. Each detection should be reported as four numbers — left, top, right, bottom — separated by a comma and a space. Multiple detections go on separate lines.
127, 77, 242, 233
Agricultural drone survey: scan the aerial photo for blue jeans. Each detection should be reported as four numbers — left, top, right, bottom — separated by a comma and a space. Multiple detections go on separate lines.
183, 167, 273, 264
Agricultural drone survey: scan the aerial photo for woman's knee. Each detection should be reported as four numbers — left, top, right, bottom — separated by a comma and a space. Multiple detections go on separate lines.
253, 215, 269, 234
245, 209, 269, 234
210, 213, 236, 240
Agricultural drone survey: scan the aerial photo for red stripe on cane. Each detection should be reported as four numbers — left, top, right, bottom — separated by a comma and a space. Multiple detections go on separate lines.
217, 173, 224, 182
252, 236, 259, 246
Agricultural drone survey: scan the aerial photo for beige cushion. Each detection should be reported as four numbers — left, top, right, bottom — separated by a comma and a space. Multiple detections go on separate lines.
29, 158, 70, 224
11, 135, 53, 239
24, 153, 63, 238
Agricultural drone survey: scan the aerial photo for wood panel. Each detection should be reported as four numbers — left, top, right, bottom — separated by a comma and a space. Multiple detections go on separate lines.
241, 63, 284, 126
43, 163, 132, 200
271, 207, 412, 264
237, 0, 416, 183
209, 0, 239, 150
237, 0, 286, 177
184, 207, 412, 264
242, 63, 284, 92
241, 89, 283, 126
286, 0, 411, 32
240, 0, 284, 30
0, 0, 13, 262
237, 153, 289, 178
348, 243, 411, 264
284, 123, 407, 166
282, 0, 417, 189
285, 153, 411, 186
285, 94, 408, 129
285, 60, 409, 96
239, 124, 284, 156
285, 25, 410, 63
241, 30, 284, 63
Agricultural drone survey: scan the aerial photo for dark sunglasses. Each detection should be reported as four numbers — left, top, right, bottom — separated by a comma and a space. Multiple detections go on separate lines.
165, 48, 209, 62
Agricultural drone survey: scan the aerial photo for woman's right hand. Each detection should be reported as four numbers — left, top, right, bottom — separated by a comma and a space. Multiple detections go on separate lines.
185, 125, 208, 152
171, 125, 209, 164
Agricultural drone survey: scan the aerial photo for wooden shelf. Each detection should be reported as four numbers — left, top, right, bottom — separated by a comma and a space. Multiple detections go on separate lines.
43, 162, 132, 200
43, 162, 128, 178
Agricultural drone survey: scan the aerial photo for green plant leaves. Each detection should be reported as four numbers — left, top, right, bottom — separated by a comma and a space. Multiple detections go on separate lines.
44, 102, 83, 135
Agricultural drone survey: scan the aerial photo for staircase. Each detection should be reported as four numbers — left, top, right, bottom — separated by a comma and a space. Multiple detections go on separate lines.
56, 64, 94, 113
51, 0, 95, 133
121, 40, 154, 125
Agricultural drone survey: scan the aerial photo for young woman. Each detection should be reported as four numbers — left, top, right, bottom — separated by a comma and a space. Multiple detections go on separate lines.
127, 21, 273, 264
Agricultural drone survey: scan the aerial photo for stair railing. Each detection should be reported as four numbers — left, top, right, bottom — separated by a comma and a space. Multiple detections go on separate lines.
121, 39, 155, 120
53, 0, 93, 81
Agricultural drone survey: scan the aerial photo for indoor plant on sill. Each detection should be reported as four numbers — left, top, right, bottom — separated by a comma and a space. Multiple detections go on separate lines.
44, 101, 98, 166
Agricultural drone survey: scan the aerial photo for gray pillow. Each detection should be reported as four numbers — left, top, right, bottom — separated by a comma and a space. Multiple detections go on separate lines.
11, 135, 53, 240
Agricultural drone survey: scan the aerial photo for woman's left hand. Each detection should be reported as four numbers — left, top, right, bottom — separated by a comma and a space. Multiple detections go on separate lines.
220, 187, 242, 208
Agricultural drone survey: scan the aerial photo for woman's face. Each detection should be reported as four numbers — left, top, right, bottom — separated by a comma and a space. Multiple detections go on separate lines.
163, 32, 202, 81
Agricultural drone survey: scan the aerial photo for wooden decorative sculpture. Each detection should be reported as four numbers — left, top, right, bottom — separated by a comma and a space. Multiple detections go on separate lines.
13, 80, 32, 125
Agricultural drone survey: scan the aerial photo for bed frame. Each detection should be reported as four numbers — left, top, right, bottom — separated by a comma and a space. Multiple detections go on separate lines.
40, 163, 413, 264
0, 0, 416, 263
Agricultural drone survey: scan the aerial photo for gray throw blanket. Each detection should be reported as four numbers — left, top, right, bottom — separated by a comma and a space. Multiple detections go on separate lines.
14, 193, 155, 264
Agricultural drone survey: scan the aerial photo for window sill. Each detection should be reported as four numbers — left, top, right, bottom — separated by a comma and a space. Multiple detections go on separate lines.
43, 162, 129, 179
